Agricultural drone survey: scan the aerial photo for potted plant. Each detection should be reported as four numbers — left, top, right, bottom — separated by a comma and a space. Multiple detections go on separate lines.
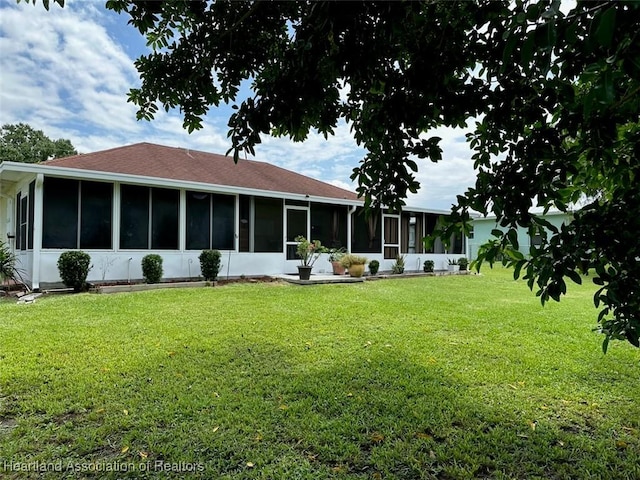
295, 236, 326, 280
457, 257, 469, 272
391, 254, 406, 274
368, 259, 380, 276
447, 258, 459, 273
340, 254, 368, 278
423, 259, 434, 273
327, 247, 347, 275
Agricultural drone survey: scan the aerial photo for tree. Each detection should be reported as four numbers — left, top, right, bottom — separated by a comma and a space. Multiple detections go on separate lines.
0, 123, 77, 163
26, 0, 640, 349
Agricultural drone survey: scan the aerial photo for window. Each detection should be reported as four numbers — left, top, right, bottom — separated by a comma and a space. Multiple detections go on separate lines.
120, 185, 149, 249
43, 178, 79, 249
254, 197, 283, 252
351, 207, 381, 253
383, 215, 399, 259
151, 188, 179, 249
401, 212, 423, 254
239, 195, 251, 252
310, 203, 347, 249
186, 191, 235, 250
28, 181, 35, 249
15, 192, 20, 249
43, 177, 113, 249
424, 213, 445, 253
80, 181, 113, 249
120, 185, 179, 250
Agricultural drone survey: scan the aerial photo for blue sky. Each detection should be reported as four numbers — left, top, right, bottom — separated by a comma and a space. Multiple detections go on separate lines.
0, 0, 478, 211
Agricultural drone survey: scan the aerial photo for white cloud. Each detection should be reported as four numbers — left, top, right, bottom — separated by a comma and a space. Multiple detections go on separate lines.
0, 0, 477, 211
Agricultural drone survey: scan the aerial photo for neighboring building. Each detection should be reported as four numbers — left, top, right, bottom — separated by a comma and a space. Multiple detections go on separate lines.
0, 143, 466, 290
470, 211, 574, 260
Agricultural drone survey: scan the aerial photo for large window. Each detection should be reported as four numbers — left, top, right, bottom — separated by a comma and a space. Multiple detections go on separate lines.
351, 207, 381, 253
186, 191, 235, 250
401, 212, 423, 254
80, 181, 113, 249
42, 177, 113, 249
120, 185, 178, 250
254, 197, 283, 253
311, 203, 347, 249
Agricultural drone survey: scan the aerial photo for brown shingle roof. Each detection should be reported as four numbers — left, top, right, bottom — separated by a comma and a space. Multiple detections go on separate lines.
43, 142, 359, 201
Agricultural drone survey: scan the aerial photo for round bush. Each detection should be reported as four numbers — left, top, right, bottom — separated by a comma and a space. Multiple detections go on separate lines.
199, 249, 221, 281
368, 259, 380, 275
142, 254, 163, 284
57, 250, 91, 292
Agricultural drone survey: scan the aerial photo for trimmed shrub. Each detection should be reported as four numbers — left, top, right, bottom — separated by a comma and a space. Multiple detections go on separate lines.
368, 260, 380, 275
57, 250, 91, 292
199, 249, 221, 281
423, 260, 435, 272
142, 254, 163, 284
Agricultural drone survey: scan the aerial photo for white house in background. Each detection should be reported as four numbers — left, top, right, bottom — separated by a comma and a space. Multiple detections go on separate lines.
470, 211, 575, 260
0, 142, 467, 290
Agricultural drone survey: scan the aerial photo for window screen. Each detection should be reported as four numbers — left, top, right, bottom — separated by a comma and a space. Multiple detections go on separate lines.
42, 177, 79, 249
254, 197, 283, 252
120, 184, 149, 249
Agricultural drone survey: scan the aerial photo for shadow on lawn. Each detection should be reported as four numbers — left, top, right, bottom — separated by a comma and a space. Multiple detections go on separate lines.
2, 338, 638, 480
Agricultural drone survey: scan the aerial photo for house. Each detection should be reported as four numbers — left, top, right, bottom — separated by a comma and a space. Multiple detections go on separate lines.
470, 211, 575, 260
0, 143, 467, 290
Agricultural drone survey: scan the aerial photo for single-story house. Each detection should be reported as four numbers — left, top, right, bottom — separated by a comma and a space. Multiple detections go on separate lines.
0, 142, 467, 290
470, 211, 575, 260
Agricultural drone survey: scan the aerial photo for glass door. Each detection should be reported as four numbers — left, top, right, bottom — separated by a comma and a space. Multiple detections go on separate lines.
285, 206, 309, 272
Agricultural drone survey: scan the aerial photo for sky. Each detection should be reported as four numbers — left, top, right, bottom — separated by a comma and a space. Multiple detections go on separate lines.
0, 0, 478, 211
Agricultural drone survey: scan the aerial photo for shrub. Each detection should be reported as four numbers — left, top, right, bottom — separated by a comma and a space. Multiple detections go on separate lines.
57, 250, 91, 292
340, 254, 367, 268
368, 259, 380, 275
142, 254, 163, 284
458, 257, 469, 271
423, 260, 434, 272
0, 241, 24, 286
391, 254, 406, 274
199, 249, 221, 281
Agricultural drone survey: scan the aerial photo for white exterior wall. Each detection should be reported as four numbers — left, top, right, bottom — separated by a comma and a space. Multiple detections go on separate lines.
38, 251, 290, 287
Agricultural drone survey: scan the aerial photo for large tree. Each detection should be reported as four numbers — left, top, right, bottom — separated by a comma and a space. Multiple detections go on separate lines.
25, 0, 640, 349
0, 123, 77, 163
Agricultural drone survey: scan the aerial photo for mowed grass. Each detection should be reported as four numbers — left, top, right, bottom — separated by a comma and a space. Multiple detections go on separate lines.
0, 268, 639, 479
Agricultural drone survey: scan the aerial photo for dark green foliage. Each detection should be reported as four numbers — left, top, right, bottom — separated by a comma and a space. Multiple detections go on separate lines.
57, 250, 91, 292
97, 0, 639, 348
368, 259, 379, 275
199, 249, 221, 281
141, 254, 163, 284
0, 123, 77, 163
423, 260, 434, 273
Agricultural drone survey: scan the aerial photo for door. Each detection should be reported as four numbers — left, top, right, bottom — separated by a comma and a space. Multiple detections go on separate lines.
284, 206, 309, 273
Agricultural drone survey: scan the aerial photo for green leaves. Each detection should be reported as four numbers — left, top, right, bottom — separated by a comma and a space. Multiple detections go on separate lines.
90, 0, 640, 348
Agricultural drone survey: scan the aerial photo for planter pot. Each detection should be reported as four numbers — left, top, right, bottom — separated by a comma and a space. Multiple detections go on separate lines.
331, 261, 346, 275
348, 264, 365, 278
298, 266, 312, 280
448, 265, 459, 273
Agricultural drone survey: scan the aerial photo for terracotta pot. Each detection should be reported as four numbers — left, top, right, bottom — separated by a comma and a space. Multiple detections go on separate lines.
348, 264, 365, 278
331, 261, 346, 275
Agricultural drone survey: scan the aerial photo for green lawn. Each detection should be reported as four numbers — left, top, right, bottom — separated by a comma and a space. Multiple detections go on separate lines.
1, 268, 638, 479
